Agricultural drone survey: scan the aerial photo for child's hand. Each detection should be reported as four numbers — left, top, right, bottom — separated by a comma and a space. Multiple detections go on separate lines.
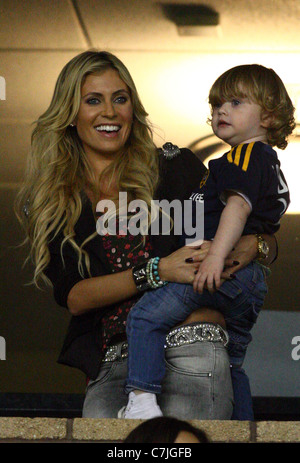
193, 254, 225, 294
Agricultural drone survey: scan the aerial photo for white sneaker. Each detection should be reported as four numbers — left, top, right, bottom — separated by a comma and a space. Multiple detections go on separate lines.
118, 391, 163, 419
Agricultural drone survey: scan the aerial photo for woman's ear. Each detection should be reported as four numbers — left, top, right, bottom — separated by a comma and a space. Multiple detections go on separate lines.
261, 111, 273, 128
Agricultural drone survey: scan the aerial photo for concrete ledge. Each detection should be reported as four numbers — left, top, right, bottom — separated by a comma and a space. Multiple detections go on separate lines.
190, 420, 251, 443
0, 418, 299, 442
0, 417, 67, 440
73, 418, 143, 442
257, 421, 300, 442
72, 419, 251, 443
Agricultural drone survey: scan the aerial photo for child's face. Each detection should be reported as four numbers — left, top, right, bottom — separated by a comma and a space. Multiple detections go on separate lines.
211, 95, 268, 147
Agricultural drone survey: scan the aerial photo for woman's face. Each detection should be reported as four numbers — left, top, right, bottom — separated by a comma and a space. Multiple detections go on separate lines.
74, 68, 133, 164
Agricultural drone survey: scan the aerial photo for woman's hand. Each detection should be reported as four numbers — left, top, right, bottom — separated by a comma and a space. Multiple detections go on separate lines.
177, 236, 257, 284
159, 242, 221, 285
191, 233, 256, 293
159, 245, 205, 284
191, 235, 276, 278
159, 242, 228, 284
190, 236, 257, 280
222, 234, 257, 278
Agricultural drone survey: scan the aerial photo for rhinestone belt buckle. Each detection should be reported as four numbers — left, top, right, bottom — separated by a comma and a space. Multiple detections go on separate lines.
103, 345, 118, 362
103, 342, 129, 362
165, 323, 229, 348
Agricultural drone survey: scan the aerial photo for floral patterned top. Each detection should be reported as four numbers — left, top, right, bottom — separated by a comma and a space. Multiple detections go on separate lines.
100, 229, 153, 352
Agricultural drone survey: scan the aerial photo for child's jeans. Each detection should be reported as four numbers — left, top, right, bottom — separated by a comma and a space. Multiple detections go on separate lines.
126, 262, 268, 420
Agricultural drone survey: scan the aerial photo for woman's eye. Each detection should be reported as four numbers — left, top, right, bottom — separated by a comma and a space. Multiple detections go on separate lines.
87, 98, 100, 105
115, 96, 127, 104
232, 99, 240, 106
85, 95, 128, 105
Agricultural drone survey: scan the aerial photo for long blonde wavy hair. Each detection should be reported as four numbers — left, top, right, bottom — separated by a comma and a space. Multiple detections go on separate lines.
15, 50, 159, 287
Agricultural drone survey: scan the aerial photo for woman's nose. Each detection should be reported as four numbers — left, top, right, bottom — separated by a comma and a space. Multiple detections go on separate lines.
101, 101, 116, 118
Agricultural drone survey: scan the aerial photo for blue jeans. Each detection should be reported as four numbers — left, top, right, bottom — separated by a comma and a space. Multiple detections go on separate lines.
126, 262, 267, 420
82, 336, 233, 420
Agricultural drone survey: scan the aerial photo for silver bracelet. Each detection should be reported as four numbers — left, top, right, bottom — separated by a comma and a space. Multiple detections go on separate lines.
132, 257, 168, 291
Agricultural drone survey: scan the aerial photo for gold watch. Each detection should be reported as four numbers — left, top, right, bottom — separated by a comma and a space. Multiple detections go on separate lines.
256, 234, 269, 260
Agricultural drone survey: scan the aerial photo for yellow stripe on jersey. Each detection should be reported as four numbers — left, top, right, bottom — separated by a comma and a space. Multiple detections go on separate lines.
226, 142, 255, 171
242, 142, 255, 171
227, 147, 234, 163
234, 144, 243, 167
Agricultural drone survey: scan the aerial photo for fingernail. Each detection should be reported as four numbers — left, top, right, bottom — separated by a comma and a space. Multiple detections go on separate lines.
233, 261, 240, 265
229, 274, 236, 279
185, 257, 194, 263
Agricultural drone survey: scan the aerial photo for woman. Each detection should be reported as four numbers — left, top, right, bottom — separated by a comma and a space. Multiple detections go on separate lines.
15, 50, 276, 420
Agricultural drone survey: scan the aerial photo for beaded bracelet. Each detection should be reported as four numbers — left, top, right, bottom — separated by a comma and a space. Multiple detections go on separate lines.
147, 257, 168, 289
132, 257, 168, 292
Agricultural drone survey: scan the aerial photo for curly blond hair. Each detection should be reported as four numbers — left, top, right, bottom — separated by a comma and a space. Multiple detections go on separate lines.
15, 50, 159, 286
208, 64, 295, 149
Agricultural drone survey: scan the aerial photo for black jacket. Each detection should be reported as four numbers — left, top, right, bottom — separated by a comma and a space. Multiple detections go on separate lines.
45, 147, 206, 379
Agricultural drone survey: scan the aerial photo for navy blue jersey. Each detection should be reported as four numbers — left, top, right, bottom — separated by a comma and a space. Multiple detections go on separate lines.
186, 141, 290, 241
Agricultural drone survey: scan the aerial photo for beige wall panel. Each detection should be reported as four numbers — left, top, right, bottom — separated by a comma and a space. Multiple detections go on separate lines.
0, 0, 87, 49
